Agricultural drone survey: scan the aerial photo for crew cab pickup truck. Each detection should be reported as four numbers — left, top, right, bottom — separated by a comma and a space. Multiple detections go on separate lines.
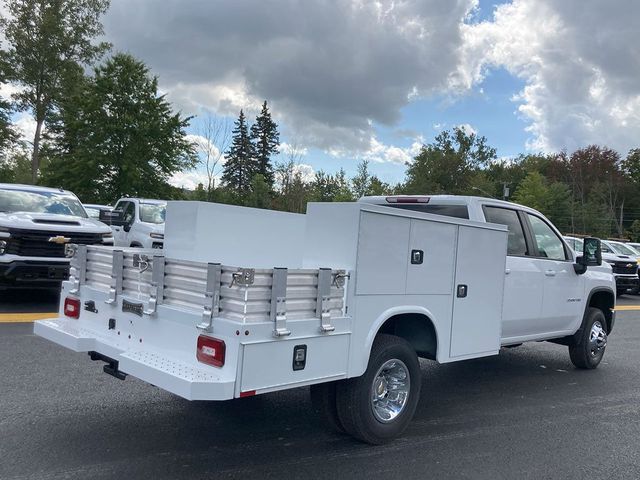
107, 198, 165, 249
0, 184, 113, 290
35, 196, 614, 444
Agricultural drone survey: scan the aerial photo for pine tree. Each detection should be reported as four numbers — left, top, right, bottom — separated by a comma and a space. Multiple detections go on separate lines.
222, 110, 257, 196
250, 101, 279, 188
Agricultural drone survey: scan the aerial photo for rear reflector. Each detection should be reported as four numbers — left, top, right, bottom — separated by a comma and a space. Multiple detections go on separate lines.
196, 335, 226, 368
239, 390, 256, 398
64, 297, 81, 319
385, 196, 430, 204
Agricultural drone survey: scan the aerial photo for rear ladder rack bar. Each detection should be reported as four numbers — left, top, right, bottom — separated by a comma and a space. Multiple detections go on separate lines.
144, 254, 165, 316
316, 268, 335, 333
271, 267, 290, 337
105, 249, 124, 305
197, 263, 222, 332
69, 245, 87, 294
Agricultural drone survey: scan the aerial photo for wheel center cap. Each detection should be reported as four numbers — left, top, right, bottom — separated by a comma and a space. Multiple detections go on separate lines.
375, 377, 388, 398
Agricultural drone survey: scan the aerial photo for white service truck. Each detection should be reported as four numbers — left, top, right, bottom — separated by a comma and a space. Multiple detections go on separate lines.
35, 196, 615, 444
106, 198, 166, 249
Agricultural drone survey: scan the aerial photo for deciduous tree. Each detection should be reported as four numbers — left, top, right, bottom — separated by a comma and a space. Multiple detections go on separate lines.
0, 0, 111, 182
41, 53, 196, 203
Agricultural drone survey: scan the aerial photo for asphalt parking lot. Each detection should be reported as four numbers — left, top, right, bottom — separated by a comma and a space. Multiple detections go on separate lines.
1, 294, 640, 479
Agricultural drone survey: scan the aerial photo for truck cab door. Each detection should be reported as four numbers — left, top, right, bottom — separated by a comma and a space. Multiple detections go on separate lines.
524, 213, 584, 334
112, 201, 135, 247
482, 206, 544, 341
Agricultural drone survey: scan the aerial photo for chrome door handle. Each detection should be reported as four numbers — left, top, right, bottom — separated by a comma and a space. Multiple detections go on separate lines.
545, 270, 556, 277
505, 268, 511, 275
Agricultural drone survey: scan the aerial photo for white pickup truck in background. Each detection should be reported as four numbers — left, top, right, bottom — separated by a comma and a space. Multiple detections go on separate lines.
35, 196, 614, 444
106, 198, 166, 249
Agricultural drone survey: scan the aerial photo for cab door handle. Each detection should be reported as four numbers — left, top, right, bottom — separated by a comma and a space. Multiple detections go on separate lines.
545, 270, 556, 277
505, 268, 511, 275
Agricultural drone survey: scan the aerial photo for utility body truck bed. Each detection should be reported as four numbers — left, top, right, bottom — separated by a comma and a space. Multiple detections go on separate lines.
35, 197, 615, 444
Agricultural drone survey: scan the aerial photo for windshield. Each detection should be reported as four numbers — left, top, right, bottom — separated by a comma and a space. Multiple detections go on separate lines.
611, 242, 639, 256
139, 203, 166, 224
85, 207, 101, 219
0, 189, 87, 217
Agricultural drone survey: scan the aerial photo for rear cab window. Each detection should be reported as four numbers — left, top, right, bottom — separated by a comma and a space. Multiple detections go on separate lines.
383, 203, 469, 219
482, 206, 527, 256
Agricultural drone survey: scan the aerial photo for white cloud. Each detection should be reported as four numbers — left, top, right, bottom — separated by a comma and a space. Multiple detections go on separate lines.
13, 114, 37, 143
104, 0, 479, 153
362, 136, 424, 165
279, 142, 308, 157
169, 170, 212, 190
456, 123, 477, 136
457, 0, 640, 153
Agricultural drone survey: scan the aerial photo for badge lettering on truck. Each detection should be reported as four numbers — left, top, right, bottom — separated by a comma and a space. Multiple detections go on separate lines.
122, 299, 144, 317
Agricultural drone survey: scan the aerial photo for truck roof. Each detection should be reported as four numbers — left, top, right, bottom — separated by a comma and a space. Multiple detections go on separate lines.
0, 183, 73, 195
359, 194, 538, 215
117, 197, 166, 204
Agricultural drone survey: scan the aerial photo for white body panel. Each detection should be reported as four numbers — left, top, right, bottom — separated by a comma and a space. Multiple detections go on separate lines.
164, 201, 306, 268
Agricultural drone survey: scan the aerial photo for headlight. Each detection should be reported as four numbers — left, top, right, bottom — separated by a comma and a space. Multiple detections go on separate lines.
101, 232, 114, 243
149, 232, 164, 239
0, 239, 6, 254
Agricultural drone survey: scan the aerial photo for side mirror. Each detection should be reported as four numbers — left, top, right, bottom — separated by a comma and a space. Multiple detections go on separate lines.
99, 209, 116, 225
103, 209, 127, 227
575, 237, 602, 274
123, 223, 131, 232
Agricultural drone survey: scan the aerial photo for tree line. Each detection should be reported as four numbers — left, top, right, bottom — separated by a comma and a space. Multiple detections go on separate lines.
2, 0, 640, 241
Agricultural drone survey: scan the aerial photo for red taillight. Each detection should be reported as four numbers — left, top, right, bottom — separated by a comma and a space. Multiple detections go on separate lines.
196, 335, 226, 367
385, 196, 430, 204
64, 297, 81, 319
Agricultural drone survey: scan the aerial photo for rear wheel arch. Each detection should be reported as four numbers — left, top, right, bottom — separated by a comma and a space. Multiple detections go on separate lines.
375, 312, 438, 360
355, 308, 439, 377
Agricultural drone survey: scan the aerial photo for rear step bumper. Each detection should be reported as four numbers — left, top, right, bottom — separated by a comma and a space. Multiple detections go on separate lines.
34, 318, 235, 401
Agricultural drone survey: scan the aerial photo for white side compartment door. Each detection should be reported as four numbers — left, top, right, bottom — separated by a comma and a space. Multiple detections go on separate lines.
406, 219, 457, 295
449, 225, 507, 358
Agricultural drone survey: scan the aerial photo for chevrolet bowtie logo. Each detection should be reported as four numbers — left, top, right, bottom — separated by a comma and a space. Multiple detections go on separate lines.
48, 235, 71, 244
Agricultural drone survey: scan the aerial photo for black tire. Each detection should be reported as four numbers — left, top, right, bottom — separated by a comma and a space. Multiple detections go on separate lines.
569, 307, 608, 369
336, 334, 421, 445
310, 381, 345, 434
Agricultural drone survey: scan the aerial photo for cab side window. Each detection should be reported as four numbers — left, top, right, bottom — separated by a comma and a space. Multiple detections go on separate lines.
483, 206, 528, 256
526, 214, 568, 261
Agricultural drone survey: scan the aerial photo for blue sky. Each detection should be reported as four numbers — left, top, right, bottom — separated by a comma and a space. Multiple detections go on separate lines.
6, 0, 639, 190
293, 66, 529, 185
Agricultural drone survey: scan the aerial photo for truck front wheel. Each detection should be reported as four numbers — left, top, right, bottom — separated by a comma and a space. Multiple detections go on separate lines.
336, 334, 421, 444
569, 307, 608, 369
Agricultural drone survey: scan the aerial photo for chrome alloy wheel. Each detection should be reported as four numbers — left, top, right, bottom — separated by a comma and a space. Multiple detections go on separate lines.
589, 321, 607, 357
370, 359, 410, 423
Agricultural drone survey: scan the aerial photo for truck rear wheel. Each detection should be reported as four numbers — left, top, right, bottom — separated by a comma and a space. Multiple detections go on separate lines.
336, 334, 421, 444
569, 307, 607, 369
310, 381, 345, 433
